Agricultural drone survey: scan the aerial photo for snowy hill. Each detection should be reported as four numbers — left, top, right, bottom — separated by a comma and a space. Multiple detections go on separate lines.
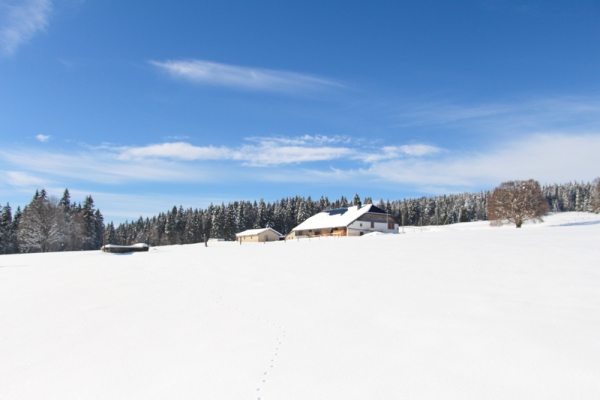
2, 212, 600, 399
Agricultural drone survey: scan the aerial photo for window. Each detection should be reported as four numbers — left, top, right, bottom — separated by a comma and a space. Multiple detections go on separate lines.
360, 223, 362, 227
370, 222, 375, 228
388, 222, 394, 229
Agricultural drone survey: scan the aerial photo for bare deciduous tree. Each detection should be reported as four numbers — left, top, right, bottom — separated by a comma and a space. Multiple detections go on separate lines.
487, 179, 549, 228
591, 177, 600, 214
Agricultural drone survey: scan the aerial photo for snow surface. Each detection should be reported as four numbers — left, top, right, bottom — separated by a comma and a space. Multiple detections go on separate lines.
1, 212, 600, 399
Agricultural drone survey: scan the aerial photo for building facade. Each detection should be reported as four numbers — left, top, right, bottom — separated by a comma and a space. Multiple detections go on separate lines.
236, 228, 283, 243
288, 204, 399, 238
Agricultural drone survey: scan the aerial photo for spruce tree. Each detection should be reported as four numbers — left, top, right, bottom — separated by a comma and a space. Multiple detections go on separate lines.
0, 203, 11, 254
81, 196, 97, 250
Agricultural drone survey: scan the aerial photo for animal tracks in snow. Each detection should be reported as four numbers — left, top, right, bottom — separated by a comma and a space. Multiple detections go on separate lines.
206, 288, 287, 400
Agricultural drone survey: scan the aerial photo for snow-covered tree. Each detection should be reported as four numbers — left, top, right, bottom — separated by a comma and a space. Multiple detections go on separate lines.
0, 203, 15, 254
591, 177, 600, 213
18, 195, 67, 253
104, 222, 116, 244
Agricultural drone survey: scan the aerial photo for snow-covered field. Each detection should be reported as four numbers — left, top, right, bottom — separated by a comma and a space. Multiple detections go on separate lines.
2, 212, 600, 399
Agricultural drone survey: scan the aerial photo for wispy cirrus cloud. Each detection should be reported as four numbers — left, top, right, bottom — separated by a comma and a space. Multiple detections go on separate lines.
0, 148, 199, 185
149, 59, 344, 93
305, 133, 600, 190
394, 96, 600, 135
114, 135, 429, 166
244, 135, 353, 146
1, 134, 599, 199
4, 170, 48, 186
35, 134, 50, 142
0, 0, 52, 56
116, 140, 353, 166
119, 142, 232, 161
0, 135, 439, 187
356, 144, 442, 163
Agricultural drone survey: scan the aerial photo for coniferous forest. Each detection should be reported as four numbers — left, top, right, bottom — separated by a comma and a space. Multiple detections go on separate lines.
0, 180, 597, 254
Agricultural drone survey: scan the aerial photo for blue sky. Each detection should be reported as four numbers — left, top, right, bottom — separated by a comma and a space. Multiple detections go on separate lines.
1, 0, 599, 222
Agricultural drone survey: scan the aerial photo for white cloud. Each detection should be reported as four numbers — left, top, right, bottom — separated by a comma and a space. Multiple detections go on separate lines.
0, 0, 52, 56
4, 170, 47, 186
397, 144, 442, 156
118, 142, 232, 161
35, 134, 50, 142
115, 140, 353, 166
164, 135, 190, 140
236, 143, 352, 166
0, 149, 207, 184
149, 59, 343, 93
244, 135, 352, 146
3, 134, 596, 192
336, 134, 600, 189
357, 144, 442, 162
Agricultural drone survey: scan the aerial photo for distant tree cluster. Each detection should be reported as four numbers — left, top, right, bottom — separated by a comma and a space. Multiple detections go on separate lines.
107, 180, 597, 246
0, 189, 104, 254
1, 180, 597, 253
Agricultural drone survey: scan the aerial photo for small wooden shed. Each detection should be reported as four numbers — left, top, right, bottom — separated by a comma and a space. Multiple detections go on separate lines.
235, 228, 282, 243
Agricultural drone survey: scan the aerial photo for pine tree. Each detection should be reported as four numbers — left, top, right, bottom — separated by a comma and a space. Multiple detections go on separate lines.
59, 189, 71, 212
591, 177, 600, 213
11, 206, 21, 253
224, 203, 236, 240
165, 206, 178, 244
81, 196, 97, 250
0, 203, 12, 254
210, 205, 224, 239
296, 200, 310, 224
104, 222, 116, 245
235, 202, 245, 233
94, 209, 105, 248
255, 199, 267, 229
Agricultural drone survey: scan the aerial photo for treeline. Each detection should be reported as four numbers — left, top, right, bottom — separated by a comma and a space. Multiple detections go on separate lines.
0, 189, 104, 254
106, 181, 596, 247
0, 180, 595, 253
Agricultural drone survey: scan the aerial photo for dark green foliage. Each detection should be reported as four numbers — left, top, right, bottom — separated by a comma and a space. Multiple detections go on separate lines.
2, 181, 595, 253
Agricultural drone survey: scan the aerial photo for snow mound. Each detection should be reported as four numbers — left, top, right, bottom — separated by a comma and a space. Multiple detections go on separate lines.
361, 231, 387, 236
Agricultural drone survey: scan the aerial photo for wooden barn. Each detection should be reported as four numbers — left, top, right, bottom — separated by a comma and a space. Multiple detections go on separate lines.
236, 228, 283, 243
287, 204, 399, 239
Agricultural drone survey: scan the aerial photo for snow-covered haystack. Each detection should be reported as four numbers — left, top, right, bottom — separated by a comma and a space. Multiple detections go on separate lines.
100, 243, 149, 253
1, 212, 600, 399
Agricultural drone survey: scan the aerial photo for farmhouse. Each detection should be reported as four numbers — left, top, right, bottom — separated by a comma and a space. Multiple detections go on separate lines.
288, 204, 399, 239
236, 227, 283, 243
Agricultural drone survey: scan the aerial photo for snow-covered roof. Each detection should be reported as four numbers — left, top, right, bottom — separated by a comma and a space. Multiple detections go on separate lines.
236, 228, 283, 237
292, 204, 386, 231
102, 243, 148, 249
